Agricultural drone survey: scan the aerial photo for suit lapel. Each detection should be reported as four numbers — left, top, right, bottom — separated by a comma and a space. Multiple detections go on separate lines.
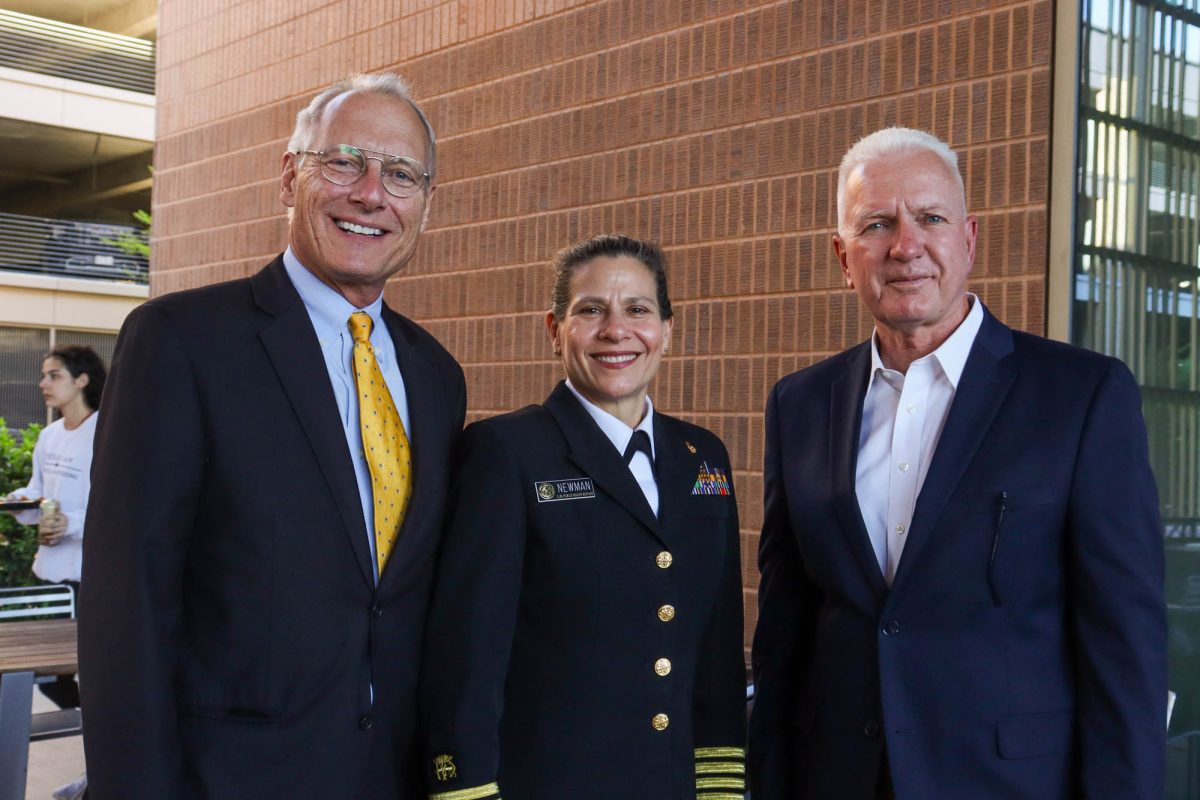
890, 310, 1017, 593
829, 343, 888, 600
251, 258, 374, 588
379, 305, 442, 579
543, 382, 666, 546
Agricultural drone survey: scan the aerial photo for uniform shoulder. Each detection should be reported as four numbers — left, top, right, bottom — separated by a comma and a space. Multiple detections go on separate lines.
654, 411, 729, 458
465, 404, 552, 441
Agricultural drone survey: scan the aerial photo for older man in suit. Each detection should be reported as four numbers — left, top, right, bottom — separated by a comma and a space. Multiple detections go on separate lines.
79, 73, 465, 799
749, 127, 1166, 799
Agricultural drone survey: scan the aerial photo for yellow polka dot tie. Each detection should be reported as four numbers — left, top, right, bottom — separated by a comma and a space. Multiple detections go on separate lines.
348, 311, 412, 576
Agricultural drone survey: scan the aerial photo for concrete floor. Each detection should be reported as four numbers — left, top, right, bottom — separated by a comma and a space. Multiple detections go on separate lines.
23, 691, 85, 800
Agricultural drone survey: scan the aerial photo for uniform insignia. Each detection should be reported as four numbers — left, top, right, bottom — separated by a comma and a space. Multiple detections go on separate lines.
433, 753, 457, 782
534, 477, 595, 502
685, 441, 697, 454
691, 461, 731, 496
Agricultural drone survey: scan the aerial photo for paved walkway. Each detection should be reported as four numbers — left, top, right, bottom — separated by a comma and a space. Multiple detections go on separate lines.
24, 692, 84, 800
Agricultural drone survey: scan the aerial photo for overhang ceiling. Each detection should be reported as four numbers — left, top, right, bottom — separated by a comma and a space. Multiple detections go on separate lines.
3, 0, 156, 39
0, 118, 149, 189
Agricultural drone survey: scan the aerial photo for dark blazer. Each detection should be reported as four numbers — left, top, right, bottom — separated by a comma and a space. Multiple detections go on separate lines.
749, 307, 1166, 800
79, 256, 466, 800
420, 382, 746, 800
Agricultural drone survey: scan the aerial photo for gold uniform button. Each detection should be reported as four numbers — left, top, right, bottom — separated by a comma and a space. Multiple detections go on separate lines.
656, 551, 673, 569
652, 712, 670, 731
654, 657, 672, 676
657, 604, 675, 622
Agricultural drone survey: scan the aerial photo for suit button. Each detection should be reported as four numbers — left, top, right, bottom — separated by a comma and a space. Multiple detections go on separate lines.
652, 713, 670, 731
371, 605, 383, 618
882, 620, 901, 637
358, 715, 374, 730
657, 604, 675, 622
654, 657, 672, 676
864, 720, 880, 737
655, 551, 673, 569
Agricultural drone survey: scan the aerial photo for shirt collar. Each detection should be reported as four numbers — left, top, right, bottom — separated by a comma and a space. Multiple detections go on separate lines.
564, 379, 656, 460
868, 293, 984, 389
283, 246, 385, 335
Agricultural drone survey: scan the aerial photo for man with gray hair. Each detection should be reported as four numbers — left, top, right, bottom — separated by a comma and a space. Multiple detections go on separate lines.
750, 127, 1165, 798
80, 73, 465, 799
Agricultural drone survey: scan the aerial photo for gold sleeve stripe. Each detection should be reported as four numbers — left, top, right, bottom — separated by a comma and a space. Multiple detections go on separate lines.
429, 783, 501, 800
695, 761, 746, 775
697, 794, 745, 800
696, 777, 746, 790
694, 746, 746, 760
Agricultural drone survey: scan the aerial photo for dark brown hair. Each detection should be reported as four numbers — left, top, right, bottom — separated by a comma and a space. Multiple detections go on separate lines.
549, 234, 673, 321
46, 345, 106, 410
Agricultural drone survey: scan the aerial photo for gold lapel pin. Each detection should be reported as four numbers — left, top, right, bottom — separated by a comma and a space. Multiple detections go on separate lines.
685, 442, 697, 454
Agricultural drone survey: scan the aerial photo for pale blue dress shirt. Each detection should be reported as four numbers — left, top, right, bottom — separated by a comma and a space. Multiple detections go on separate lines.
283, 247, 411, 583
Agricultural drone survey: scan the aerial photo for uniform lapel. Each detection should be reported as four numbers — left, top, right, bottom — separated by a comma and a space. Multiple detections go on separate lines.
830, 343, 889, 600
543, 382, 666, 546
251, 257, 374, 589
652, 415, 694, 536
890, 310, 1017, 593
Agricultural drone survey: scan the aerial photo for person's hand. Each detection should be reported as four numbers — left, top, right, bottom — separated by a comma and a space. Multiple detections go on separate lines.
3, 493, 32, 518
38, 512, 68, 546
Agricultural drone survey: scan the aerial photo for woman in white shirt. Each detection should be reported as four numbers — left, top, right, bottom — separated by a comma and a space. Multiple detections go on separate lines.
6, 344, 106, 709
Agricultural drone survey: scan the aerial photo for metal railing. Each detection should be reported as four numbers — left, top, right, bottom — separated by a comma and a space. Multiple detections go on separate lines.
0, 211, 147, 283
0, 9, 154, 95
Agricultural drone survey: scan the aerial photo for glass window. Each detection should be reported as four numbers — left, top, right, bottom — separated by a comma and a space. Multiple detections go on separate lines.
1074, 0, 1200, 793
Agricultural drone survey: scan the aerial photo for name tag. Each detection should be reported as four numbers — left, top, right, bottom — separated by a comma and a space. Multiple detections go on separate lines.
534, 478, 595, 502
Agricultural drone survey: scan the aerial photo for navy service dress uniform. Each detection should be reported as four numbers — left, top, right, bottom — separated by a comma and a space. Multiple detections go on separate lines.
421, 381, 746, 800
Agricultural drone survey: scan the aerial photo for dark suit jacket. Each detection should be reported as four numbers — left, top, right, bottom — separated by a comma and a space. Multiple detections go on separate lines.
79, 256, 466, 799
419, 382, 746, 799
749, 307, 1166, 799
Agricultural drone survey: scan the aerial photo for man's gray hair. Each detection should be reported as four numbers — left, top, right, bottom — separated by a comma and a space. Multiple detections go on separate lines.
836, 127, 963, 232
287, 72, 438, 181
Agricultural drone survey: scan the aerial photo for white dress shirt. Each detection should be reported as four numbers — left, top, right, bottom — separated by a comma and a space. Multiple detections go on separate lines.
855, 295, 984, 585
9, 412, 98, 583
565, 380, 660, 517
283, 247, 411, 582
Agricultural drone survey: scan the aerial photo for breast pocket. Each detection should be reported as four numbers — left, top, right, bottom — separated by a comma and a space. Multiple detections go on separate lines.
683, 495, 732, 518
965, 486, 1064, 607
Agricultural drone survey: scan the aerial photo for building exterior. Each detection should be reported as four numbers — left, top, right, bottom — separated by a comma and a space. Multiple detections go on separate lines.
151, 0, 1198, 794
0, 0, 154, 427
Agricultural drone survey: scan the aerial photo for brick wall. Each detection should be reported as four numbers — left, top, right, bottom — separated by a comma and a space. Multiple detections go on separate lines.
154, 0, 1055, 653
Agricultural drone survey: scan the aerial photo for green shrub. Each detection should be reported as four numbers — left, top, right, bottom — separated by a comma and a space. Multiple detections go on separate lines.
0, 420, 42, 587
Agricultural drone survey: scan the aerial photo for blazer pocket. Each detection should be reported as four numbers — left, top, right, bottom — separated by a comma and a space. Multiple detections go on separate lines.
963, 485, 1058, 513
178, 704, 281, 724
683, 496, 732, 518
996, 710, 1074, 759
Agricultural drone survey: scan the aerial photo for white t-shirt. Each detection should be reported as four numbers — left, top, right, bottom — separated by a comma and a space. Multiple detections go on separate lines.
10, 412, 98, 583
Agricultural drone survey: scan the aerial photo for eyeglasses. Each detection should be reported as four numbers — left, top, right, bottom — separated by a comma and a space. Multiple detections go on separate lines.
295, 144, 430, 198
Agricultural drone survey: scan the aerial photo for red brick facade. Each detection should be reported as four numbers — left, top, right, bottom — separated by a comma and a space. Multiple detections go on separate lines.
154, 0, 1055, 650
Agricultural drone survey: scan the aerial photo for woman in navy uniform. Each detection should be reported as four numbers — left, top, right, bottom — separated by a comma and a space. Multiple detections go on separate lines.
421, 234, 746, 800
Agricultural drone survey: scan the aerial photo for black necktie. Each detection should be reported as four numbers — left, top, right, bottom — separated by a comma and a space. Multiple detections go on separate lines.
624, 430, 654, 469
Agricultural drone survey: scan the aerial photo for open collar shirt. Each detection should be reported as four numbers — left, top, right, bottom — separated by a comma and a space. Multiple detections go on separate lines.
855, 294, 984, 585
